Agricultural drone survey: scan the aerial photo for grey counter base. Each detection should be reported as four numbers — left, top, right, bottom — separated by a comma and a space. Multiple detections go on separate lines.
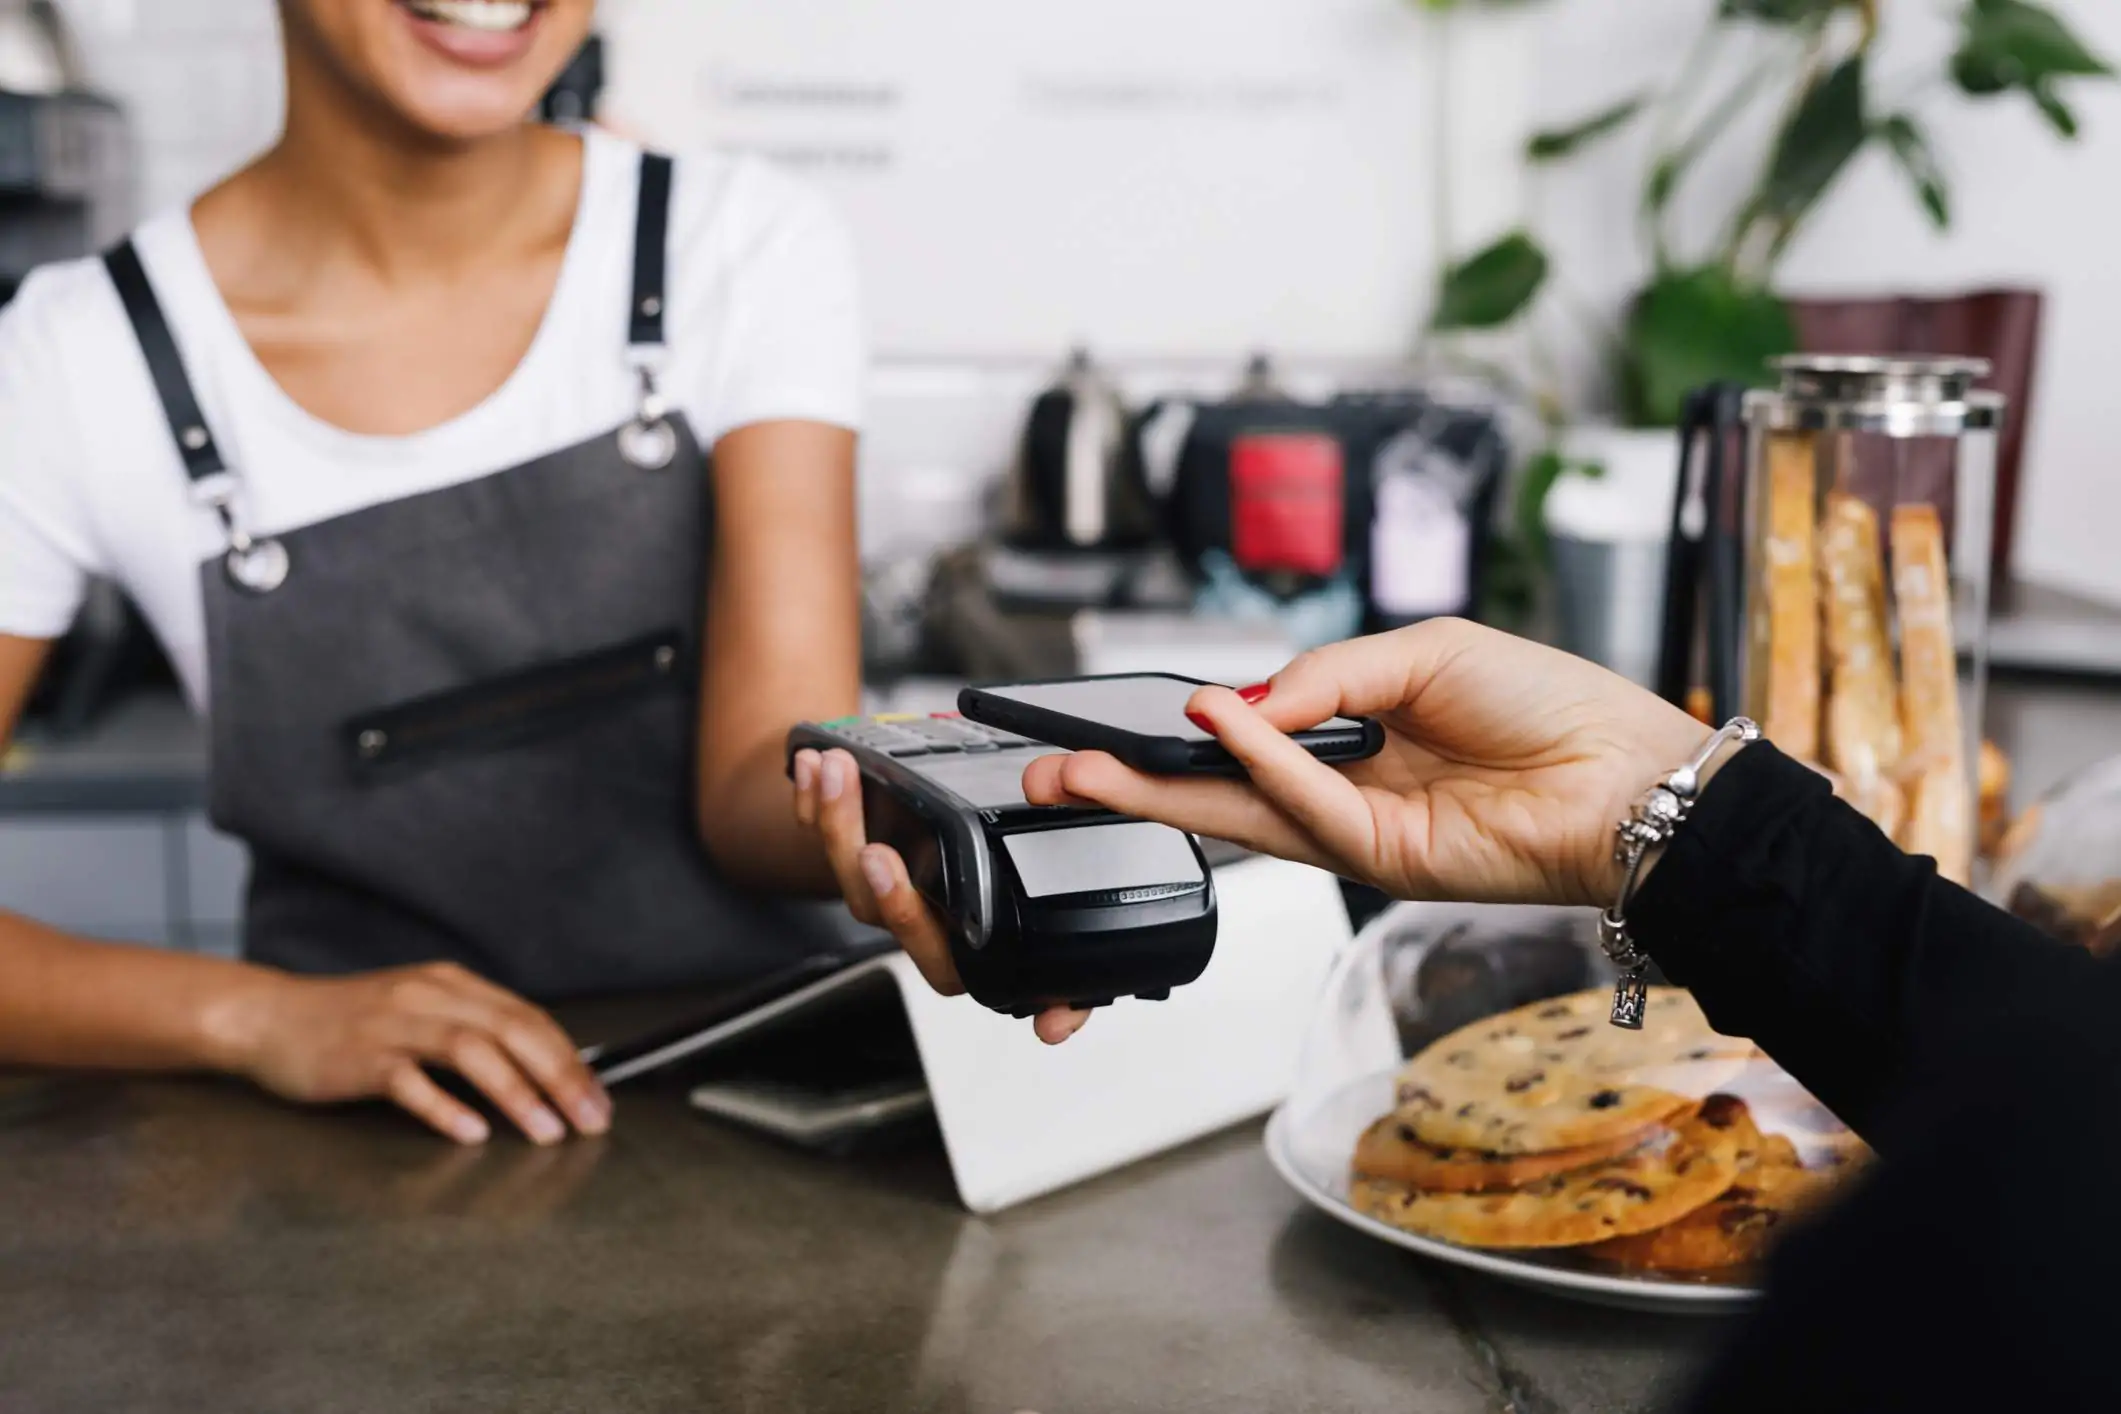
0, 1074, 1720, 1414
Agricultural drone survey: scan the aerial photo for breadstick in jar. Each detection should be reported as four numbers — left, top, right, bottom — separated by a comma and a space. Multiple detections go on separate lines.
1760, 433, 1821, 760
1890, 504, 1966, 779
1819, 493, 1902, 784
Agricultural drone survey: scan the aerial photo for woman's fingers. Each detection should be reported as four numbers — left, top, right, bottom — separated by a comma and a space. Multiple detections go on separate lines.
792, 749, 822, 828
431, 1029, 569, 1146
385, 1061, 491, 1146
857, 844, 964, 996
1020, 752, 1097, 808
1033, 750, 1342, 874
398, 965, 611, 1136
490, 1010, 612, 1136
1247, 619, 1479, 733
1185, 686, 1383, 875
1034, 1008, 1092, 1046
860, 845, 1091, 1042
814, 749, 883, 926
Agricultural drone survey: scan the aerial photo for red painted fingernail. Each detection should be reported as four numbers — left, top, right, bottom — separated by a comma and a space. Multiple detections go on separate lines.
1186, 709, 1216, 733
1236, 682, 1272, 705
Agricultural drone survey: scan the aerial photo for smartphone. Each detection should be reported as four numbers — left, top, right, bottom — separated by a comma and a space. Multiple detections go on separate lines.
958, 673, 1384, 777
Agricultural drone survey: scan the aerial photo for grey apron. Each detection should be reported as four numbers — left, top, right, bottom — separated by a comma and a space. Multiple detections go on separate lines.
103, 152, 841, 1000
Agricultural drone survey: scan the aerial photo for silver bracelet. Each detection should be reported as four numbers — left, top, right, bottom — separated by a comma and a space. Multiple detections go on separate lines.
1597, 717, 1760, 1030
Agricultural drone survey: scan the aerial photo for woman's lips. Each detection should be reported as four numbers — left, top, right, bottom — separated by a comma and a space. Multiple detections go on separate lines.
395, 1, 545, 69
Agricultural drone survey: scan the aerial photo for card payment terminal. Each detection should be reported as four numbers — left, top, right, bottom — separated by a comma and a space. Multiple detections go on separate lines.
787, 714, 1218, 1017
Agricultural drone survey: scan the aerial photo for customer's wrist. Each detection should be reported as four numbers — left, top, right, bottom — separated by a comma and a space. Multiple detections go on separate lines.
1632, 737, 1751, 890
192, 965, 293, 1077
1588, 713, 1751, 903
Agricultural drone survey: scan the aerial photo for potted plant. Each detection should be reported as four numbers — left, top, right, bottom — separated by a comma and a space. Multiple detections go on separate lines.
1411, 0, 2113, 613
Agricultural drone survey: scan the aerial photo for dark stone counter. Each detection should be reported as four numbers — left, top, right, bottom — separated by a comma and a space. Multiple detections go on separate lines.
0, 1065, 1722, 1413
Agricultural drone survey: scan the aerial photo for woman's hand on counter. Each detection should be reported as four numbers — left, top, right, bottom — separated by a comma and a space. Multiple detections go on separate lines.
791, 746, 1092, 1046
209, 963, 612, 1146
1022, 619, 1713, 909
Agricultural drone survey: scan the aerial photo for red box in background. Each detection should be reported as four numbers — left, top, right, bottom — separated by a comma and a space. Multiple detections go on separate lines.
1228, 432, 1345, 578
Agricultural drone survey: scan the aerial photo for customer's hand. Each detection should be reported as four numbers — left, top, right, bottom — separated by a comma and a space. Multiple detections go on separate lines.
791, 747, 1091, 1045
223, 963, 612, 1146
1023, 619, 1715, 909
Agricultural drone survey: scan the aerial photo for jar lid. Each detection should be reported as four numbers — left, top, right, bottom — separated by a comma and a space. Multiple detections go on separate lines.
1770, 354, 1991, 405
1747, 354, 2005, 436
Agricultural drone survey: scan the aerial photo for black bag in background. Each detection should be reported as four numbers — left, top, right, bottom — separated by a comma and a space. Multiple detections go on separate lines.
1148, 376, 1505, 632
1158, 393, 1370, 599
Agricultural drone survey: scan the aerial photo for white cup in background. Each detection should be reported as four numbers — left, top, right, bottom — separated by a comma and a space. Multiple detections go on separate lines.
1544, 426, 1681, 689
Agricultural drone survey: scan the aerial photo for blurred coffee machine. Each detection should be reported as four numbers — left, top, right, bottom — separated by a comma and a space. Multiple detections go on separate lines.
0, 1, 151, 736
986, 349, 1175, 611
0, 1, 125, 301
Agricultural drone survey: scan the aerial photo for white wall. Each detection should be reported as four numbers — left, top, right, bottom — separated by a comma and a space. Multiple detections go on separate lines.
1525, 0, 2121, 600
602, 0, 1530, 362
61, 0, 283, 219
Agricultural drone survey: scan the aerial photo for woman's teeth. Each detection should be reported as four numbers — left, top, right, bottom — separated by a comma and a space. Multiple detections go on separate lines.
405, 0, 535, 32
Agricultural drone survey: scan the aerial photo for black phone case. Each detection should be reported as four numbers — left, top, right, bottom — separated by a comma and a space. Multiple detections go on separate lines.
958, 673, 1385, 778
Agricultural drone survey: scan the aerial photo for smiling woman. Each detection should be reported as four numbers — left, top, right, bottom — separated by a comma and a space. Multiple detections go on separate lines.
285, 0, 583, 139
0, 0, 873, 1143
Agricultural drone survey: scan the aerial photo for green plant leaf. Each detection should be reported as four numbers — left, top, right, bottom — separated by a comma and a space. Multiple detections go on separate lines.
1527, 95, 1649, 162
1622, 266, 1796, 428
1645, 154, 1680, 214
1475, 531, 1537, 628
1429, 230, 1551, 332
2031, 81, 2081, 136
1878, 114, 1951, 229
1954, 1, 2113, 100
1758, 56, 1870, 225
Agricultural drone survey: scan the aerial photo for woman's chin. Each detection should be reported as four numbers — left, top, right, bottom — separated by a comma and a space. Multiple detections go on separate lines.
285, 0, 592, 146
363, 65, 557, 143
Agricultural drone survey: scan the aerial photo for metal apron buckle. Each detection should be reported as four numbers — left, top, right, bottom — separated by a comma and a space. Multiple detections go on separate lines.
620, 363, 678, 471
193, 472, 290, 594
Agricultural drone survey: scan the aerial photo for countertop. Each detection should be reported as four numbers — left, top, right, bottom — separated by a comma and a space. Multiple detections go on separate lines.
0, 1057, 1725, 1414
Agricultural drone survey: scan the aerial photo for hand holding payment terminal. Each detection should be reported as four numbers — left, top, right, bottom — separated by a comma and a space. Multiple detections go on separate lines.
787, 714, 1217, 1017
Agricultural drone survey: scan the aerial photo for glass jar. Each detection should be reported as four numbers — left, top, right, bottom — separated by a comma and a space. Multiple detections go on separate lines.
1741, 356, 2001, 885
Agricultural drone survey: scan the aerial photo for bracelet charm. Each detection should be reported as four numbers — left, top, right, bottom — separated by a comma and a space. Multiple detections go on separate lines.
1599, 718, 1760, 1029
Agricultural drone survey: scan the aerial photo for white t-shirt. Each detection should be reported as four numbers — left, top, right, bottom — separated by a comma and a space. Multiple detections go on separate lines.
0, 127, 864, 710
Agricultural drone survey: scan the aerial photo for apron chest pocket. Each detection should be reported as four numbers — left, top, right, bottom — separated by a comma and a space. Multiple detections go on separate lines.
343, 630, 688, 783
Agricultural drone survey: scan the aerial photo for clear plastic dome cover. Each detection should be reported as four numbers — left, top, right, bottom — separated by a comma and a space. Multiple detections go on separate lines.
1990, 753, 2121, 954
1270, 901, 1870, 1309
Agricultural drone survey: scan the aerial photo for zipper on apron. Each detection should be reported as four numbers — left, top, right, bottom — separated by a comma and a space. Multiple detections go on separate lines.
342, 629, 689, 782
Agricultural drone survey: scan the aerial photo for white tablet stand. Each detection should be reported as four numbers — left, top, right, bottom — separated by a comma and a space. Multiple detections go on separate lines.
673, 855, 1353, 1213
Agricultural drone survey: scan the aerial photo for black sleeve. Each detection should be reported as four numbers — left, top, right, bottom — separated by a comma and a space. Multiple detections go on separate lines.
1628, 741, 2121, 1139
1679, 1041, 2121, 1414
1635, 744, 2121, 1413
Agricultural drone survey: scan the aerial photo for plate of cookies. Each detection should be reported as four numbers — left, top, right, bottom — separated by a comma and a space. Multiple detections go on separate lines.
1266, 903, 1870, 1313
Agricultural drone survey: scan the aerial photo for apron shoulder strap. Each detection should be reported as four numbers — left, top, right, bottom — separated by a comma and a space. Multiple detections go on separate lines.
103, 239, 227, 485
629, 152, 675, 355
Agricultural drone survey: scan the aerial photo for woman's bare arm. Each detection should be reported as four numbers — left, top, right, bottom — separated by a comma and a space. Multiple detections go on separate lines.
0, 634, 286, 1072
691, 421, 863, 895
